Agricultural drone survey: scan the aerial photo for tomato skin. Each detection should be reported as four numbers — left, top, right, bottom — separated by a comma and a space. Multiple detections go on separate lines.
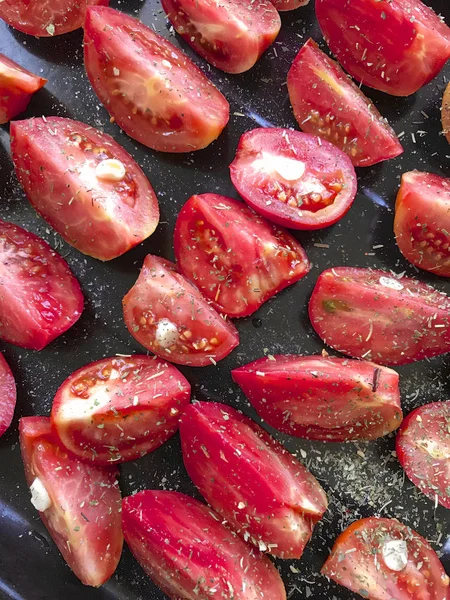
309, 267, 450, 366
122, 490, 287, 600
0, 55, 46, 124
84, 7, 229, 153
229, 128, 357, 230
232, 355, 402, 441
270, 0, 309, 11
0, 354, 16, 438
11, 117, 159, 261
321, 517, 450, 600
287, 39, 403, 167
443, 83, 450, 143
174, 194, 310, 318
160, 0, 281, 74
19, 417, 123, 587
394, 171, 450, 277
316, 0, 450, 96
179, 401, 328, 559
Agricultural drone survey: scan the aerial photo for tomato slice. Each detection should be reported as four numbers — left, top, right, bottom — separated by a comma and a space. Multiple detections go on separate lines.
19, 417, 123, 587
309, 267, 450, 366
229, 128, 357, 230
0, 219, 83, 350
174, 194, 310, 318
270, 0, 309, 11
287, 39, 403, 167
84, 6, 229, 153
0, 54, 46, 125
443, 83, 450, 143
321, 517, 450, 600
232, 355, 402, 441
122, 490, 287, 600
11, 117, 159, 261
160, 0, 280, 74
179, 401, 328, 559
51, 355, 190, 465
0, 354, 16, 438
316, 0, 450, 97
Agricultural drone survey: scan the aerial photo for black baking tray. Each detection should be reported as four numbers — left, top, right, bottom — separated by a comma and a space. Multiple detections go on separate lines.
0, 1, 449, 598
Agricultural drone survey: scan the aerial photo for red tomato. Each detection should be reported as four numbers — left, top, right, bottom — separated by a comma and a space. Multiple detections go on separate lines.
123, 255, 239, 366
174, 194, 310, 317
321, 517, 450, 600
396, 402, 450, 509
0, 55, 46, 125
232, 355, 402, 441
19, 417, 123, 587
443, 83, 450, 143
11, 117, 159, 261
51, 355, 190, 465
160, 0, 280, 74
0, 219, 83, 350
229, 128, 357, 230
122, 490, 287, 600
179, 401, 328, 559
0, 354, 16, 438
287, 39, 403, 167
394, 171, 450, 278
84, 7, 229, 153
270, 0, 309, 11
316, 0, 450, 97
309, 267, 450, 366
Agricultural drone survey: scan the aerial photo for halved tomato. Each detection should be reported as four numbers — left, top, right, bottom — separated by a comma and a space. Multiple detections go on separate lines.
232, 355, 402, 441
0, 55, 46, 125
394, 171, 450, 277
179, 401, 328, 559
122, 255, 239, 366
122, 490, 287, 600
443, 83, 450, 143
11, 117, 159, 261
316, 0, 450, 96
396, 401, 450, 509
309, 267, 450, 365
174, 194, 310, 317
0, 219, 83, 350
287, 39, 403, 167
19, 417, 123, 587
229, 128, 357, 230
321, 517, 450, 600
160, 0, 280, 74
51, 355, 190, 465
0, 354, 16, 438
84, 6, 229, 153
270, 0, 309, 11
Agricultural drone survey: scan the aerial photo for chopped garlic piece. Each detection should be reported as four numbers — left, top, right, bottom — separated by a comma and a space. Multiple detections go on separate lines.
30, 477, 52, 512
382, 539, 408, 572
95, 159, 126, 182
379, 276, 404, 291
155, 319, 179, 348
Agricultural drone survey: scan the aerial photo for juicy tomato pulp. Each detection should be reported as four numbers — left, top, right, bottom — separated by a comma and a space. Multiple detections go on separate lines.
229, 128, 357, 230
0, 54, 46, 125
174, 194, 310, 317
321, 517, 450, 600
0, 354, 16, 438
11, 117, 159, 261
122, 491, 287, 600
396, 401, 450, 509
287, 39, 403, 167
395, 171, 450, 277
232, 355, 402, 441
443, 83, 450, 143
84, 6, 229, 152
316, 0, 450, 96
160, 0, 280, 74
179, 401, 328, 559
0, 220, 83, 350
309, 267, 450, 366
19, 417, 123, 587
51, 355, 191, 465
123, 255, 239, 366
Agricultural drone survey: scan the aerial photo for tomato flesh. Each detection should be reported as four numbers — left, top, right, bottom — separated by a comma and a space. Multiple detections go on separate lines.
443, 83, 450, 143
270, 0, 309, 11
0, 54, 46, 124
0, 354, 16, 438
229, 128, 357, 230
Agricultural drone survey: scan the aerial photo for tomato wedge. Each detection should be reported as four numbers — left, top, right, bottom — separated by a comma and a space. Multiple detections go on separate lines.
19, 417, 123, 587
179, 401, 328, 559
11, 117, 159, 261
229, 128, 357, 230
287, 39, 403, 167
0, 55, 46, 125
174, 194, 310, 317
0, 219, 83, 350
0, 354, 16, 438
309, 267, 450, 366
232, 355, 402, 441
316, 0, 450, 96
84, 6, 229, 153
321, 517, 450, 600
160, 0, 280, 74
443, 83, 450, 143
396, 401, 450, 509
122, 490, 287, 600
